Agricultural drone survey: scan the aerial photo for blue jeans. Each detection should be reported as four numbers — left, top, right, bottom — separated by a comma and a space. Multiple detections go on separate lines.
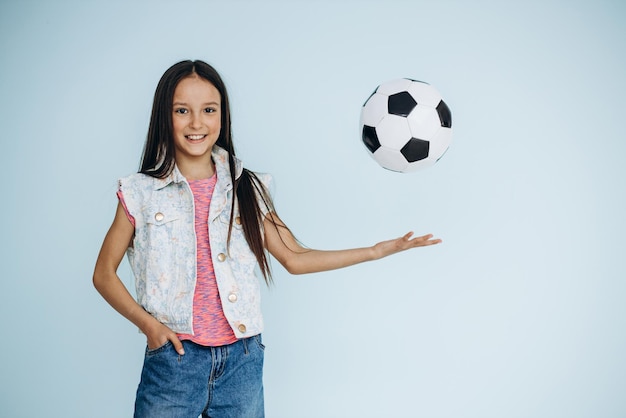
134, 336, 265, 418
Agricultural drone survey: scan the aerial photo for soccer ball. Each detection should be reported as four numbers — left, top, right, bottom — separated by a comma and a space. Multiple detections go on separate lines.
360, 78, 452, 172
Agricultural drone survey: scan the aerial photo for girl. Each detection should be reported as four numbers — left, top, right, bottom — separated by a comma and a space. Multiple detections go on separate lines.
93, 60, 441, 418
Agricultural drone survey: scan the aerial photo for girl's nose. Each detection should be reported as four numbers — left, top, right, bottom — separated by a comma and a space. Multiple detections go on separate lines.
190, 113, 202, 129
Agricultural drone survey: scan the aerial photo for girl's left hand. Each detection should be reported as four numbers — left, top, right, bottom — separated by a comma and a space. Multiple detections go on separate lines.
372, 232, 441, 259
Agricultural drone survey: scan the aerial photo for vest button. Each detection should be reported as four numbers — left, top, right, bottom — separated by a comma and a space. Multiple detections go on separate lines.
154, 212, 164, 222
217, 253, 227, 262
238, 324, 247, 333
228, 293, 238, 303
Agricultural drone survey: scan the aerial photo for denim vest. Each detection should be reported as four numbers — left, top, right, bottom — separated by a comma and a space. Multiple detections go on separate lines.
119, 146, 272, 339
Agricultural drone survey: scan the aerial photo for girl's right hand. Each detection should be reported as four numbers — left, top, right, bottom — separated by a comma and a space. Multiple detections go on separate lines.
145, 321, 185, 355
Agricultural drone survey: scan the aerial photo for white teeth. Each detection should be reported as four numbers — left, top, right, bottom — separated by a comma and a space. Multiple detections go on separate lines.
187, 135, 205, 140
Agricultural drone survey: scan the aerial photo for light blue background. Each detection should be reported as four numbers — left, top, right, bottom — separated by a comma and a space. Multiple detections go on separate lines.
1, 1, 625, 417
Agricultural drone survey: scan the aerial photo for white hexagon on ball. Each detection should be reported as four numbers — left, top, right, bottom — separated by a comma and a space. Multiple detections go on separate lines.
360, 93, 388, 127
376, 115, 412, 151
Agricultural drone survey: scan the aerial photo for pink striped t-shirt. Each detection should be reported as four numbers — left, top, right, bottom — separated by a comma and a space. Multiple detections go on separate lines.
118, 174, 237, 346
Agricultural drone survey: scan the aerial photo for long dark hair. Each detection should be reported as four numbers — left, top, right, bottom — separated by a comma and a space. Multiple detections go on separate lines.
140, 60, 275, 284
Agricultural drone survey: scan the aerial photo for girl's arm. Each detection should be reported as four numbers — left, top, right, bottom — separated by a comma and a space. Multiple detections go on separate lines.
93, 202, 185, 355
263, 212, 441, 275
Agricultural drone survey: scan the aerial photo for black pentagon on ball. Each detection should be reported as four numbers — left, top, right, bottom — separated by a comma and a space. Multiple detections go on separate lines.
401, 138, 430, 162
436, 100, 452, 128
362, 125, 380, 153
388, 91, 417, 117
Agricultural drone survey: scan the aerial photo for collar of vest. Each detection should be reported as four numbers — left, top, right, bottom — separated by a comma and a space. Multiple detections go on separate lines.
153, 145, 243, 190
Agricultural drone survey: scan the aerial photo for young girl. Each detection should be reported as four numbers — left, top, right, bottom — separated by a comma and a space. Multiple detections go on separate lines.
93, 59, 441, 418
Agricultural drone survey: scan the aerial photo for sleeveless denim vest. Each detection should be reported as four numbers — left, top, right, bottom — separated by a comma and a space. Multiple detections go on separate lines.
119, 146, 272, 339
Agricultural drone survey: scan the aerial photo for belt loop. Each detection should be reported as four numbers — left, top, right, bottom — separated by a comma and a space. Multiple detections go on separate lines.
242, 336, 249, 355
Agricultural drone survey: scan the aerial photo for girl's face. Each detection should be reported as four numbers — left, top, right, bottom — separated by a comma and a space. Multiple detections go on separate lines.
172, 75, 222, 164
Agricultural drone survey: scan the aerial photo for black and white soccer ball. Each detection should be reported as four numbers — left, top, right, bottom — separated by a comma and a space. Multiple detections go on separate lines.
360, 78, 452, 173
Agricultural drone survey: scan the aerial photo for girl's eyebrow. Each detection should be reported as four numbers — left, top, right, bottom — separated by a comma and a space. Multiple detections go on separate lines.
172, 101, 220, 106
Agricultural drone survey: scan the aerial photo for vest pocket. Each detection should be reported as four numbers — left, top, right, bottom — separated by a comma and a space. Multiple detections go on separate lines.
142, 204, 184, 261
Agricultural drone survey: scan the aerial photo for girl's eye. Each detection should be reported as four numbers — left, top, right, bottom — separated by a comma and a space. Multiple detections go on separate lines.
204, 107, 216, 113
174, 108, 188, 114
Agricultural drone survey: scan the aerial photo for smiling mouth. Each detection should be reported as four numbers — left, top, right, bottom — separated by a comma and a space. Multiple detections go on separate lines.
186, 134, 206, 141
